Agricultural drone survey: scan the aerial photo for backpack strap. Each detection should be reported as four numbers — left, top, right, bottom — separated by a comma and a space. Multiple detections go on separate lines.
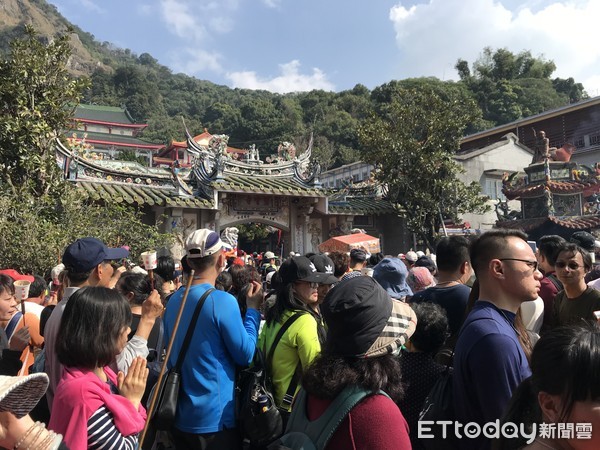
5, 312, 22, 341
546, 273, 563, 292
174, 288, 214, 371
287, 385, 387, 450
265, 312, 305, 408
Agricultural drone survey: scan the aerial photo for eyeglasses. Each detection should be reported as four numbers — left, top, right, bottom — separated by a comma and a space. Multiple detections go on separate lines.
555, 261, 584, 270
297, 281, 319, 288
498, 258, 539, 272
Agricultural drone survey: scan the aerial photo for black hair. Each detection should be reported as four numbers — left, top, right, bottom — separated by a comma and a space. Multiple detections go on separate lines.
435, 236, 470, 272
302, 353, 404, 403
63, 267, 93, 285
368, 252, 384, 267
265, 282, 314, 326
180, 255, 191, 275
497, 323, 600, 450
328, 251, 349, 277
215, 271, 233, 292
29, 275, 47, 298
537, 235, 567, 266
229, 264, 250, 296
56, 286, 132, 369
555, 242, 593, 272
155, 255, 175, 282
115, 272, 163, 306
414, 255, 437, 275
233, 267, 261, 318
409, 303, 449, 354
469, 230, 528, 278
186, 252, 219, 273
0, 275, 14, 297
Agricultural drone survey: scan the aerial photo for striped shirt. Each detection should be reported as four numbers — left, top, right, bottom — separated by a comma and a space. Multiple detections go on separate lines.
87, 406, 138, 450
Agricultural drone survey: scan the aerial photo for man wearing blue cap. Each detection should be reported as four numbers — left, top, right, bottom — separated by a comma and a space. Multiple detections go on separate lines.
44, 237, 162, 411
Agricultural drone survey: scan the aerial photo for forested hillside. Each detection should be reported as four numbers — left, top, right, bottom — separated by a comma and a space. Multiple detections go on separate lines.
0, 0, 588, 169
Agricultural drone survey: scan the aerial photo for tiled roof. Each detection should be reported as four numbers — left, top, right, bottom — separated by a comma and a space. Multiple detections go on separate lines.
215, 174, 324, 197
67, 130, 164, 149
77, 181, 213, 209
74, 104, 139, 125
497, 215, 600, 231
328, 197, 396, 215
504, 180, 600, 200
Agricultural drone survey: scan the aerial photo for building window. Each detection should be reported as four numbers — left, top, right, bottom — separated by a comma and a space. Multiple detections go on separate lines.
484, 178, 505, 201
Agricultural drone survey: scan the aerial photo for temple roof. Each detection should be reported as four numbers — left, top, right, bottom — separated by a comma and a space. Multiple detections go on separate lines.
67, 130, 164, 150
214, 174, 323, 197
77, 180, 212, 208
160, 130, 246, 157
497, 215, 600, 232
73, 104, 144, 127
504, 179, 600, 200
328, 197, 395, 215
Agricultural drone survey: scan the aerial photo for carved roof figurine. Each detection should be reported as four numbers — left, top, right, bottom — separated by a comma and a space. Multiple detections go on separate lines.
530, 128, 576, 166
277, 142, 296, 161
531, 128, 550, 165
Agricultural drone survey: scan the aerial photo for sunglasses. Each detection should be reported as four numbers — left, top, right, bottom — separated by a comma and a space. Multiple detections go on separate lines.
297, 281, 320, 289
555, 261, 584, 270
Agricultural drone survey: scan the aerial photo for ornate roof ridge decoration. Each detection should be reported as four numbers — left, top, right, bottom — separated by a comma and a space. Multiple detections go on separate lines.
496, 215, 600, 232
56, 138, 182, 190
502, 161, 600, 200
186, 129, 322, 192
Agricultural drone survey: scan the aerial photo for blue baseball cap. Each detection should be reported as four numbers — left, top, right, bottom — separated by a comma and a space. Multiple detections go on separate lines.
62, 237, 129, 273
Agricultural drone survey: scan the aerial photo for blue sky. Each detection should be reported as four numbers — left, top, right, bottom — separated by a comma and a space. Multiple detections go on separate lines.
48, 0, 600, 95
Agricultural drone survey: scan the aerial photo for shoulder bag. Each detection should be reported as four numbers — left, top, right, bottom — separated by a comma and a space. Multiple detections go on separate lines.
151, 288, 214, 430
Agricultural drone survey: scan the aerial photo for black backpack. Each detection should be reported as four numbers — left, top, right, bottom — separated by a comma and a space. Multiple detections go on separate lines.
237, 313, 304, 447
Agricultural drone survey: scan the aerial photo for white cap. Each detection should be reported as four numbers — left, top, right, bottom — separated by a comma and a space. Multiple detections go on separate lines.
405, 251, 418, 263
185, 229, 224, 258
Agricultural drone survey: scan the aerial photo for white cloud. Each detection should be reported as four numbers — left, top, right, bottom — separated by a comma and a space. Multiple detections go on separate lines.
226, 60, 335, 93
159, 0, 241, 42
389, 0, 600, 93
159, 0, 207, 42
171, 48, 224, 74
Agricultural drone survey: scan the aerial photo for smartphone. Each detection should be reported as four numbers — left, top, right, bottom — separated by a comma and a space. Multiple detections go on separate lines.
527, 241, 537, 254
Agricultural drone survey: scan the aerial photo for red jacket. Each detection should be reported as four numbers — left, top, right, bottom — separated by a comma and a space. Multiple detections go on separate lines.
307, 393, 412, 449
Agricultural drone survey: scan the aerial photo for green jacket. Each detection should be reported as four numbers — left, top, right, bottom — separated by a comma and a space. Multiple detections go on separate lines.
258, 309, 321, 411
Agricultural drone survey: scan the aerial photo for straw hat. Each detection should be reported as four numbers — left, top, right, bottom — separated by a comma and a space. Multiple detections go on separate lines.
0, 373, 48, 418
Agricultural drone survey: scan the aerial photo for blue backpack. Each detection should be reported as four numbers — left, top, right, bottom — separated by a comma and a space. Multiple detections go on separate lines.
268, 385, 388, 450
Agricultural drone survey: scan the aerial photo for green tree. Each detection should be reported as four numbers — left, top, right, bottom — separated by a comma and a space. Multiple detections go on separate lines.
0, 188, 171, 274
0, 26, 90, 197
0, 27, 171, 273
359, 88, 489, 250
456, 47, 586, 126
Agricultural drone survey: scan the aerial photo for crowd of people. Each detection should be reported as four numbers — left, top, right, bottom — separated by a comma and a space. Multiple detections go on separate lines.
0, 228, 599, 449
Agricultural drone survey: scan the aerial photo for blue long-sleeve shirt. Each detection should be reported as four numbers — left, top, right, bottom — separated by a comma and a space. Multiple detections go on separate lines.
163, 283, 260, 433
